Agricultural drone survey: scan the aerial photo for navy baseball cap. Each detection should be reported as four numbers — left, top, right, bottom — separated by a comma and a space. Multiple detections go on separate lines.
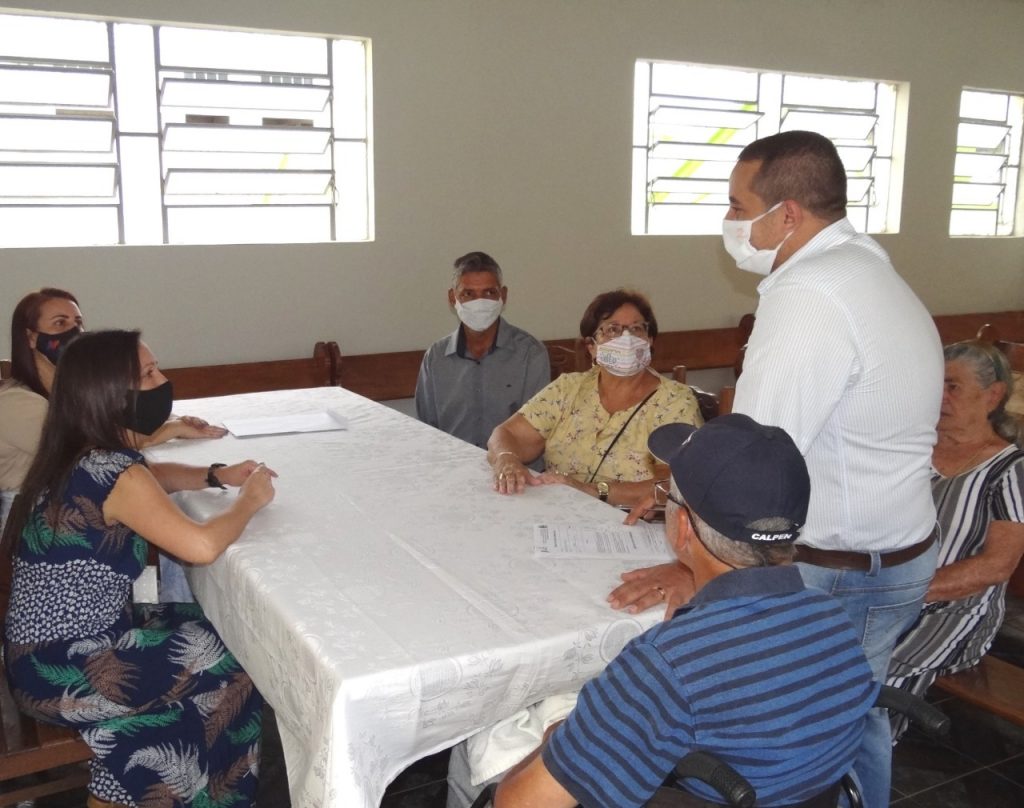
648, 414, 810, 545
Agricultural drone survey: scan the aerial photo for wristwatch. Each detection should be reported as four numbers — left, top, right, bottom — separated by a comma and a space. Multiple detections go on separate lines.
596, 481, 610, 502
206, 463, 227, 489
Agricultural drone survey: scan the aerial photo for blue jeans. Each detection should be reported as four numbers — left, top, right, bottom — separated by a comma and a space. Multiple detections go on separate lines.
797, 540, 937, 808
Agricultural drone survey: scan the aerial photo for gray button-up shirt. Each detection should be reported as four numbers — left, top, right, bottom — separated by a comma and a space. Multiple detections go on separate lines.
414, 318, 551, 449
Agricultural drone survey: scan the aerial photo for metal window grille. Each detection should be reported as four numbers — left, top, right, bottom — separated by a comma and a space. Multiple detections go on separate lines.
0, 12, 371, 247
632, 60, 904, 236
949, 89, 1023, 237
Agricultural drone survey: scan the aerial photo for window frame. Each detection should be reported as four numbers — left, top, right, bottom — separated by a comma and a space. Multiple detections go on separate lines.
0, 11, 373, 247
949, 87, 1024, 238
631, 59, 908, 237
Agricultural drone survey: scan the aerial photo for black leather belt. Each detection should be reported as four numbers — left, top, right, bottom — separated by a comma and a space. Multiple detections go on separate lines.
794, 529, 936, 571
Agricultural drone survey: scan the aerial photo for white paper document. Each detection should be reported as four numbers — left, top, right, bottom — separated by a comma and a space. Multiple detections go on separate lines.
223, 409, 349, 437
533, 523, 672, 560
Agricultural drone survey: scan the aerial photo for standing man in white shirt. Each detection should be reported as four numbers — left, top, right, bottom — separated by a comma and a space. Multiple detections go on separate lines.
415, 251, 550, 451
613, 131, 943, 807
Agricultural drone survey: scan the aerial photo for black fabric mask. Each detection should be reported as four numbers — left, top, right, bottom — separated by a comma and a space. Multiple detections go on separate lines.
35, 326, 82, 364
127, 380, 174, 435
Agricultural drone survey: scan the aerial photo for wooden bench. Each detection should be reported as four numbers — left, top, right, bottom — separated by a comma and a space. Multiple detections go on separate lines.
162, 341, 340, 399
934, 655, 1024, 727
1, 497, 92, 806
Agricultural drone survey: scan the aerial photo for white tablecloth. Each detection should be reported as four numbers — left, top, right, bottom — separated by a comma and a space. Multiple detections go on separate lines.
145, 387, 666, 808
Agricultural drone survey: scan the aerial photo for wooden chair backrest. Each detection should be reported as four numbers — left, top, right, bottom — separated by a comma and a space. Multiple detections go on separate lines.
671, 365, 721, 421
718, 387, 735, 416
0, 495, 22, 629
547, 344, 581, 380
336, 348, 423, 401
162, 341, 337, 400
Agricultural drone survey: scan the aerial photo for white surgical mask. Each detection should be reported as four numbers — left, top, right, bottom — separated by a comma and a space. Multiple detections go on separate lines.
595, 334, 651, 377
455, 298, 503, 332
721, 202, 791, 276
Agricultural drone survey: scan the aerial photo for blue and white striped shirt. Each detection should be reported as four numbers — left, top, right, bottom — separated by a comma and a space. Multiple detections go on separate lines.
543, 565, 877, 808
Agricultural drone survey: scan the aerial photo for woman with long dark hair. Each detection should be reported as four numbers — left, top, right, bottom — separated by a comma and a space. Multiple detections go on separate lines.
3, 329, 275, 808
1, 288, 225, 527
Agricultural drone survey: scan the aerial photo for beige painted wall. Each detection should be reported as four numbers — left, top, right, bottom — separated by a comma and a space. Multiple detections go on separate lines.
2, 0, 1023, 366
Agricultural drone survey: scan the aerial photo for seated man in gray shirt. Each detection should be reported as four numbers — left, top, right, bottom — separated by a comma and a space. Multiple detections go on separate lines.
415, 251, 550, 449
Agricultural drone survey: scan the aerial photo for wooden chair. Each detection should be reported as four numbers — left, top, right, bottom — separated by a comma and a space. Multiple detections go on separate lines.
1, 496, 93, 806
716, 314, 754, 418
672, 366, 720, 422
0, 360, 10, 381
162, 341, 339, 399
934, 654, 1024, 728
547, 342, 588, 381
335, 347, 423, 401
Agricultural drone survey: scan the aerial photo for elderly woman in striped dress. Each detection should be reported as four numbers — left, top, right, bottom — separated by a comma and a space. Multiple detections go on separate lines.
887, 340, 1024, 733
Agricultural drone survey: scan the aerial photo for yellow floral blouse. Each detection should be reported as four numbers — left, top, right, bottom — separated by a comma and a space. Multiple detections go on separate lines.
519, 367, 703, 483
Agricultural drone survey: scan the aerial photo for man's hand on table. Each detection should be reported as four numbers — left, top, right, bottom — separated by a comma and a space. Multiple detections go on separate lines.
607, 562, 695, 619
622, 492, 661, 524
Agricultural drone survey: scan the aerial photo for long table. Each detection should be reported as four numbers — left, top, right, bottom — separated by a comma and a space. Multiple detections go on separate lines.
146, 387, 664, 808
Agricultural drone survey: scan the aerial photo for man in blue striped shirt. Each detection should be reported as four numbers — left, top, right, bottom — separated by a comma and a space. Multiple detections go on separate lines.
495, 415, 877, 808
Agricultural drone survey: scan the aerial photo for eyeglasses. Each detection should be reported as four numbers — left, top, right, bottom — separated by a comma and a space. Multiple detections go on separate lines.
595, 321, 649, 340
654, 479, 685, 509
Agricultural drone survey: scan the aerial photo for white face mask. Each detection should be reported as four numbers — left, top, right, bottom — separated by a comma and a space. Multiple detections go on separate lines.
721, 202, 791, 276
595, 334, 651, 377
454, 298, 503, 332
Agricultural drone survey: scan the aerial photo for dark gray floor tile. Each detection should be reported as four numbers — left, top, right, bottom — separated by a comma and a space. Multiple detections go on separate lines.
381, 777, 447, 808
891, 725, 983, 797
258, 705, 291, 807
990, 752, 1024, 786
938, 697, 1024, 765
384, 748, 451, 797
895, 768, 1024, 807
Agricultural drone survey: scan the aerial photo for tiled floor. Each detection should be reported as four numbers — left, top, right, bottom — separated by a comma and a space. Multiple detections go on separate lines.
18, 596, 1024, 808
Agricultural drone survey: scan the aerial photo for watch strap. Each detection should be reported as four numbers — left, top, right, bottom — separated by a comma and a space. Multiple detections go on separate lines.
206, 463, 228, 489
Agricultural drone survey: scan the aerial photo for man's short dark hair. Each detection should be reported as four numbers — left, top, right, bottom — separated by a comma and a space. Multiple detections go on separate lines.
738, 130, 847, 222
451, 251, 502, 287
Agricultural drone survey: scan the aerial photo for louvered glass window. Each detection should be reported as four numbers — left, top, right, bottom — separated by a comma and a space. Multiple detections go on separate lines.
632, 61, 906, 236
0, 14, 119, 246
949, 89, 1023, 237
0, 12, 372, 247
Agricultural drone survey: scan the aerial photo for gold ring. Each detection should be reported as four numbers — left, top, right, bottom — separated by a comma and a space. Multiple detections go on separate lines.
654, 586, 666, 601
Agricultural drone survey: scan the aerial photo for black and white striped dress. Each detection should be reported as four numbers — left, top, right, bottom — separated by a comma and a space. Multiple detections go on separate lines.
887, 445, 1024, 702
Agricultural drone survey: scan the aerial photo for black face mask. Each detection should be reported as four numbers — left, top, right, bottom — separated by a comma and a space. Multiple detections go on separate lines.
35, 326, 82, 364
126, 380, 174, 436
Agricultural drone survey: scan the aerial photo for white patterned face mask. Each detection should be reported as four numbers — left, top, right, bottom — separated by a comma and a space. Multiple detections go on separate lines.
595, 334, 651, 377
454, 298, 503, 332
721, 202, 791, 276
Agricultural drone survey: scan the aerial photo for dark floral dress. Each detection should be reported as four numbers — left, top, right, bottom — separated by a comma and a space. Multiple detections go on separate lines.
2, 449, 263, 808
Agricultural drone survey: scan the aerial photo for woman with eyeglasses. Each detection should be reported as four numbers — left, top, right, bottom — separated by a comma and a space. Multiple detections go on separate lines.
1, 288, 225, 528
487, 289, 702, 508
